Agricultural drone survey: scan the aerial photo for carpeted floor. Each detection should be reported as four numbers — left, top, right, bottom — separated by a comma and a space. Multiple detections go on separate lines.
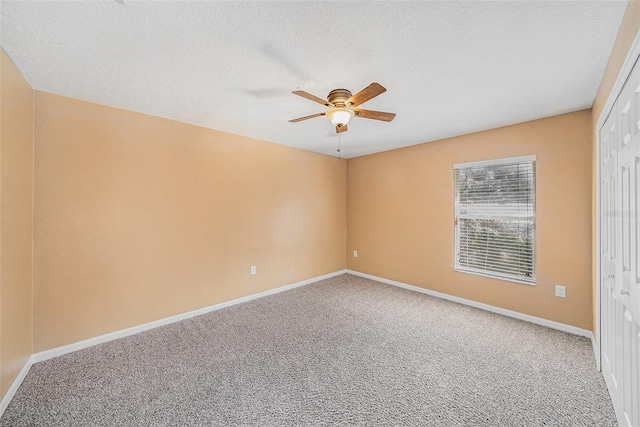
1, 274, 616, 426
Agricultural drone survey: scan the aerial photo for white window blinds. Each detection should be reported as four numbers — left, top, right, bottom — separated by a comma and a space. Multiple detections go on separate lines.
453, 156, 536, 284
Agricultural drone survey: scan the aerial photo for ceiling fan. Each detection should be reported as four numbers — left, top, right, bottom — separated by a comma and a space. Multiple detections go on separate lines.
289, 82, 396, 133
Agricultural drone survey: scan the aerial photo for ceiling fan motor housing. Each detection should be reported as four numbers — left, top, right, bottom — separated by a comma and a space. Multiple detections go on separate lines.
327, 89, 353, 107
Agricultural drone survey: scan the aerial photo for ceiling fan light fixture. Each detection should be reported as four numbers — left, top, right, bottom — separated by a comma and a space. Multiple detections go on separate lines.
326, 107, 354, 127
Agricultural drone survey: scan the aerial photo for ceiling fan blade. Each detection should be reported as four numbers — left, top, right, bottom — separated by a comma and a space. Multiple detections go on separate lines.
336, 124, 348, 133
346, 82, 386, 107
289, 112, 325, 123
292, 90, 332, 107
354, 109, 396, 122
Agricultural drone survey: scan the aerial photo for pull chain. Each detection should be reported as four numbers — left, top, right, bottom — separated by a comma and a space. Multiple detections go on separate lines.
337, 133, 342, 159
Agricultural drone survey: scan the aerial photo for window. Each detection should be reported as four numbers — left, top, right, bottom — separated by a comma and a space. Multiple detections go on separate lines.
453, 156, 536, 285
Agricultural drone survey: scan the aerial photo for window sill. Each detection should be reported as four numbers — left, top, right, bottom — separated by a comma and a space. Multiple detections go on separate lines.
454, 267, 536, 286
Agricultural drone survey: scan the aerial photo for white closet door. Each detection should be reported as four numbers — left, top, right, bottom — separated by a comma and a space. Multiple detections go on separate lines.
616, 59, 640, 427
602, 57, 640, 427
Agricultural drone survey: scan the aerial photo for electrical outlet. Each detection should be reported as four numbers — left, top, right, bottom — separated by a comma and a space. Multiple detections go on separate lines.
555, 284, 566, 298
353, 250, 358, 257
250, 265, 256, 275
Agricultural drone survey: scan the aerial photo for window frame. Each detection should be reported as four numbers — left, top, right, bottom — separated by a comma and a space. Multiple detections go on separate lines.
453, 155, 537, 286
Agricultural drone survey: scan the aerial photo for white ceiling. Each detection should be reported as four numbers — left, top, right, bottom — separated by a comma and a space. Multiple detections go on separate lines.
0, 1, 627, 158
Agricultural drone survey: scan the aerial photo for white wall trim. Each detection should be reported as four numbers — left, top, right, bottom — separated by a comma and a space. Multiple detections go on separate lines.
0, 269, 346, 418
0, 268, 594, 417
347, 270, 592, 338
31, 269, 346, 363
590, 331, 599, 367
0, 357, 33, 416
595, 120, 602, 372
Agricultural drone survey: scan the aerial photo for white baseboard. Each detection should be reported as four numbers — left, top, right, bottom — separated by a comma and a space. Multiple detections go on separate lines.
1, 268, 593, 418
31, 269, 347, 364
591, 332, 601, 371
0, 356, 34, 416
0, 269, 346, 418
347, 270, 593, 338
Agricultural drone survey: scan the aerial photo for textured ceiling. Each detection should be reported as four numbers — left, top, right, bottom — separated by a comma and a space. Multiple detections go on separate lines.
0, 1, 627, 158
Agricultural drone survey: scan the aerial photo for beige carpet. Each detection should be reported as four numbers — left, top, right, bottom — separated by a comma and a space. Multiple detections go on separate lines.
0, 274, 616, 426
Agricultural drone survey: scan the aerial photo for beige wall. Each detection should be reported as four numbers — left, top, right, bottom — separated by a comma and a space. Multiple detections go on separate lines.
347, 110, 593, 329
591, 1, 640, 332
3, 0, 634, 372
33, 92, 346, 352
0, 50, 34, 397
